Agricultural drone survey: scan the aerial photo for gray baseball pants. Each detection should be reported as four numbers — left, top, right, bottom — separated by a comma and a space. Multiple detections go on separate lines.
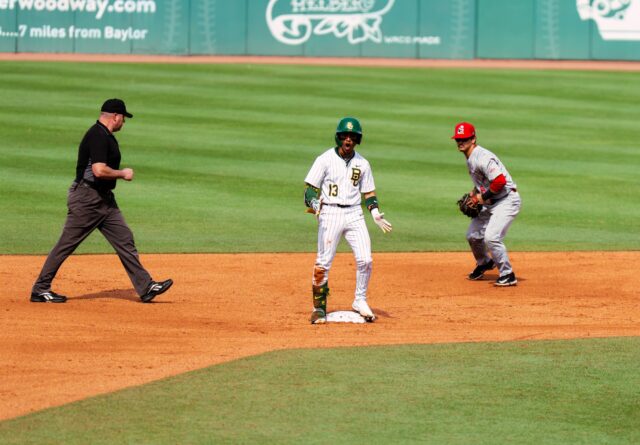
32, 181, 153, 296
466, 191, 521, 276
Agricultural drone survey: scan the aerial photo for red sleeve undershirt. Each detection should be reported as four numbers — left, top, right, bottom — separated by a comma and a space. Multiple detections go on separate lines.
489, 174, 506, 193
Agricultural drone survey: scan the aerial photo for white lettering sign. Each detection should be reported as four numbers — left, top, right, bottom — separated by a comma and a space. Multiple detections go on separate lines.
266, 0, 395, 45
0, 23, 149, 41
0, 0, 156, 21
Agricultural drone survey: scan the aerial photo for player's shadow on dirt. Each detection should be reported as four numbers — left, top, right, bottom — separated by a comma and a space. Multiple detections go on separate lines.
72, 288, 171, 303
373, 308, 392, 318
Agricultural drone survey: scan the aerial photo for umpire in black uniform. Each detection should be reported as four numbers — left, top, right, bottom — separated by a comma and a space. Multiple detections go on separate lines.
31, 99, 173, 303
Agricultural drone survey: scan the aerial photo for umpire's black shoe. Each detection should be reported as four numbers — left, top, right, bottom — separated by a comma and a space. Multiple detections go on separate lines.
30, 290, 67, 303
141, 279, 173, 303
468, 259, 495, 280
495, 272, 517, 287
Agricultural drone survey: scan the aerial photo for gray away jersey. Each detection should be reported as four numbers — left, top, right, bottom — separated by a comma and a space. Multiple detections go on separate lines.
305, 148, 375, 206
466, 145, 516, 201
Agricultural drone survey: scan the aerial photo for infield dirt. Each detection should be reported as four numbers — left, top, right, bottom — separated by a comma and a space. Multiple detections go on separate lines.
1, 252, 639, 420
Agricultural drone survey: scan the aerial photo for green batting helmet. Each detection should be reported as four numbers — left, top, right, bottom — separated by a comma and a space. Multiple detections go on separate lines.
335, 117, 362, 146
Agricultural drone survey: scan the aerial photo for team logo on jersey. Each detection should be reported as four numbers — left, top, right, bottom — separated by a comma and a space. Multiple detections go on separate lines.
351, 168, 361, 186
266, 0, 395, 45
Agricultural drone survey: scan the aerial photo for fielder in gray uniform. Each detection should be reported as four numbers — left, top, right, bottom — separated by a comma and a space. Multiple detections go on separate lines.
304, 117, 392, 324
452, 122, 521, 286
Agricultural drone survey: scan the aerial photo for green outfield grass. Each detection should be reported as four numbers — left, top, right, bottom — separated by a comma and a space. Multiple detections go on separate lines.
1, 62, 639, 253
0, 337, 638, 444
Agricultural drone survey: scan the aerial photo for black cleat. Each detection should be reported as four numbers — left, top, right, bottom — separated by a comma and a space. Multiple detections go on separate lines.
141, 279, 173, 303
30, 290, 67, 303
495, 272, 517, 287
468, 259, 495, 280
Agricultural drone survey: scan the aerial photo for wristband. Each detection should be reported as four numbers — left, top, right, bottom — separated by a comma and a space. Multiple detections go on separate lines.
304, 184, 320, 207
365, 196, 379, 211
481, 189, 495, 202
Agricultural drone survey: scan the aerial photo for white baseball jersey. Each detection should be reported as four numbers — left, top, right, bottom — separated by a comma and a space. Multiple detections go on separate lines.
305, 147, 375, 304
466, 145, 517, 202
304, 148, 375, 205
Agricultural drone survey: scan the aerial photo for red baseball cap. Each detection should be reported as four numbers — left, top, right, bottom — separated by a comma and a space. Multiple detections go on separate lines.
452, 122, 475, 139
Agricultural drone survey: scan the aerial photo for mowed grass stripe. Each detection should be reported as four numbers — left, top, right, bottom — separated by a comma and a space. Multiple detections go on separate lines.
0, 338, 638, 445
1, 62, 639, 253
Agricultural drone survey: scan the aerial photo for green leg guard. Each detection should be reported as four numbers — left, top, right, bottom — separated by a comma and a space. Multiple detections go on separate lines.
310, 283, 329, 324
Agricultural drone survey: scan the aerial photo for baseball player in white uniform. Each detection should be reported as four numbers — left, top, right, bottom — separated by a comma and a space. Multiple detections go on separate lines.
304, 117, 392, 324
452, 122, 521, 286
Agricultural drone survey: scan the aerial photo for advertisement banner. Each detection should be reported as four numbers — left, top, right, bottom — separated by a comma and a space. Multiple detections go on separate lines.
255, 0, 473, 59
0, 6, 17, 52
577, 0, 640, 60
0, 0, 186, 54
0, 0, 639, 60
248, 0, 303, 56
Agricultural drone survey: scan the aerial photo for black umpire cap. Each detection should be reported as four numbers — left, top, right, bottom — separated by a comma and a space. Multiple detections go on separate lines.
101, 98, 133, 118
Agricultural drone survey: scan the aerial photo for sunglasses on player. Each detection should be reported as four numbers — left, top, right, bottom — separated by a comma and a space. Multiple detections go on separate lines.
338, 132, 360, 140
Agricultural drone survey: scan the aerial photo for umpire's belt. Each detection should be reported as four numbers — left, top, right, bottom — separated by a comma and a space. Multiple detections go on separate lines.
77, 180, 112, 195
79, 180, 98, 190
325, 203, 357, 208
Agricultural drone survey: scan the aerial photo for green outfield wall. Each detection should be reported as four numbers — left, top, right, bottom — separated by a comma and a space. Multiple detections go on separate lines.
1, 0, 639, 60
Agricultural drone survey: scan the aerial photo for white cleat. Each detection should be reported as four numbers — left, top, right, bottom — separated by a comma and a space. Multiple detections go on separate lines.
352, 299, 376, 322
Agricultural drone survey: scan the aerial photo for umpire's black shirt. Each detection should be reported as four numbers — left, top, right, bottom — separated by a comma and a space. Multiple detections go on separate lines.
74, 120, 121, 191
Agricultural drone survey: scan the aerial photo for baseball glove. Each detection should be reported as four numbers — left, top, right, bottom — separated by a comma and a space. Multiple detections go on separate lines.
457, 193, 482, 218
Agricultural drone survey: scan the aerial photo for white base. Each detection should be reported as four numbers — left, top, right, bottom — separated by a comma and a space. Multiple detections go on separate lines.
326, 310, 366, 324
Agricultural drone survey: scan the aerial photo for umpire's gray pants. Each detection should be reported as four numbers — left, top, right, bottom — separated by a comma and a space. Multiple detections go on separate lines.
32, 182, 153, 296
